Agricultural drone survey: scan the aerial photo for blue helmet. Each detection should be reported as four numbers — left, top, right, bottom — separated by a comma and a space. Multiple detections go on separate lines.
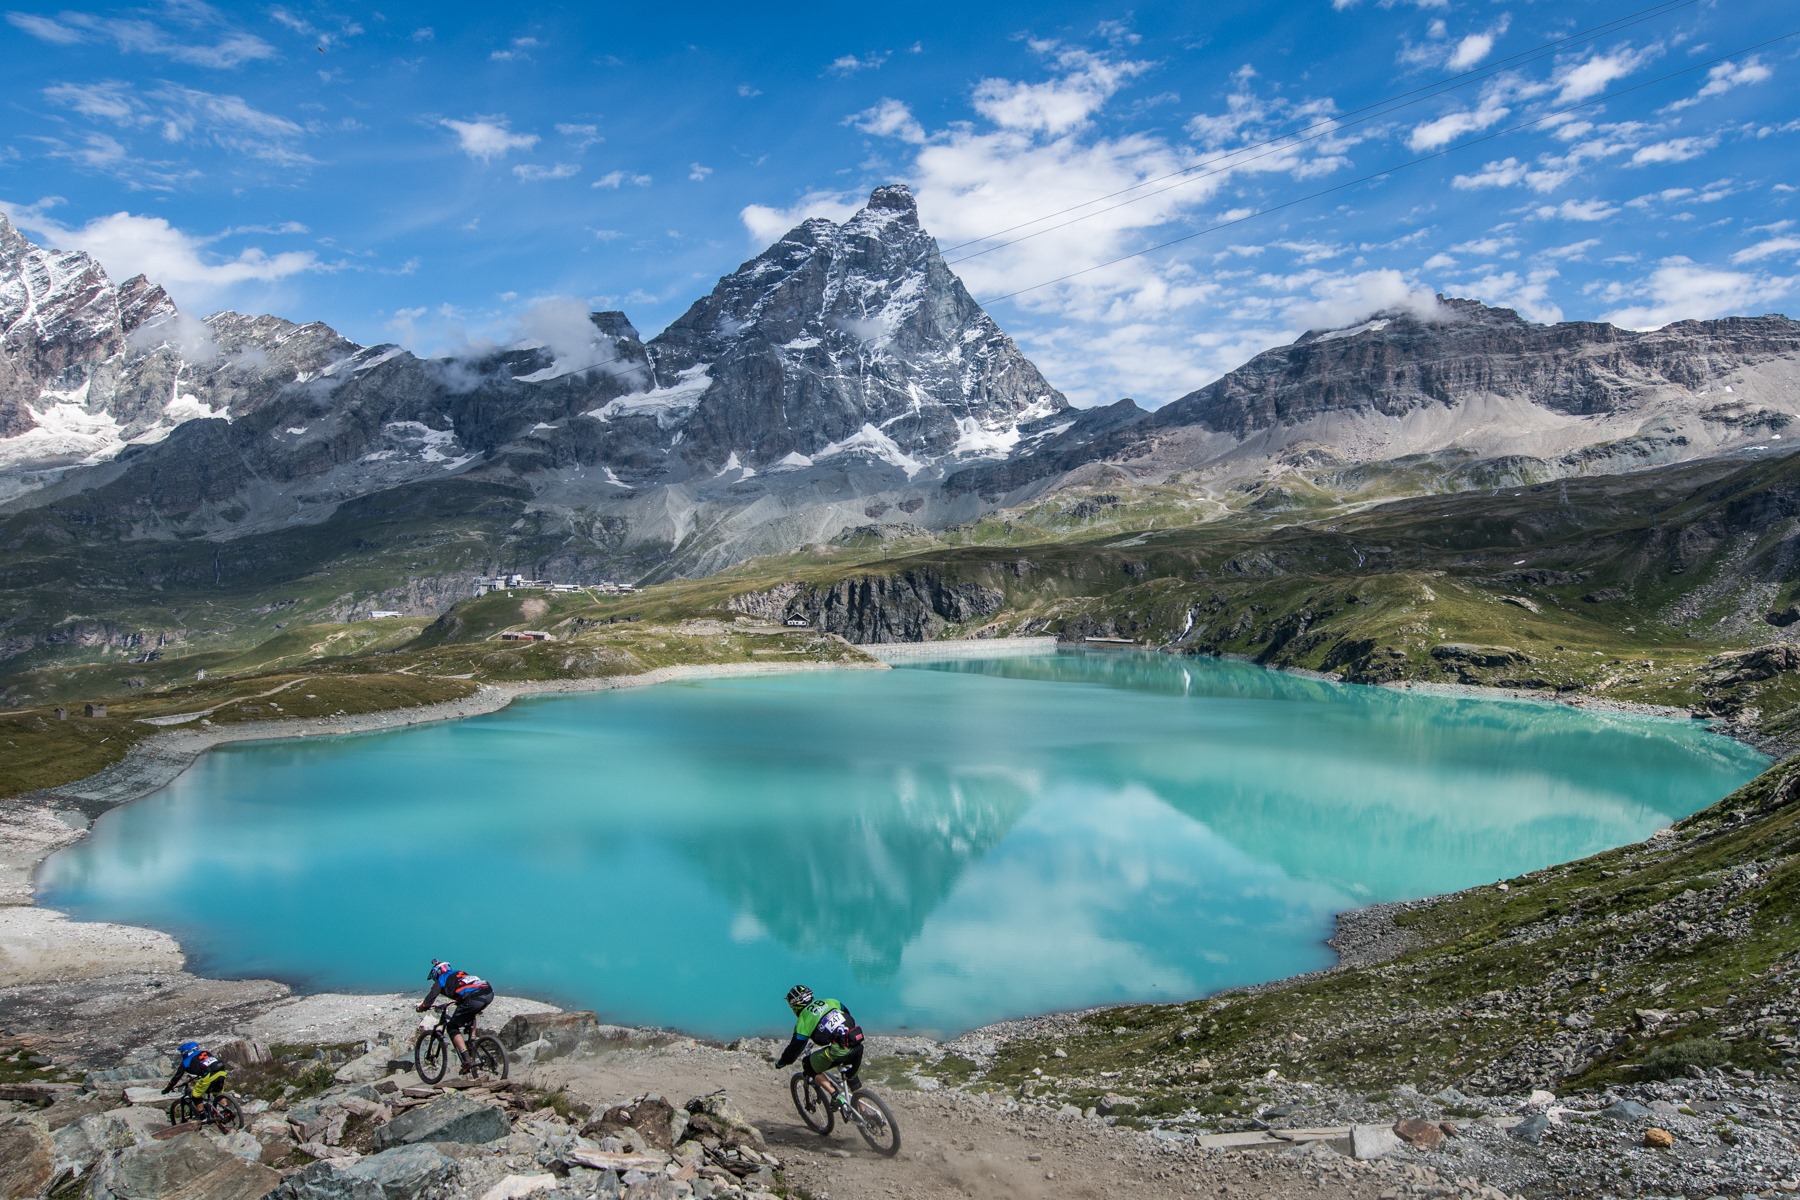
177, 1041, 200, 1064
428, 959, 449, 981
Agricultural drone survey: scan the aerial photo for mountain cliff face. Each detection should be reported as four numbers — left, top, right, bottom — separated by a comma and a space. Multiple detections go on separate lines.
644, 185, 1066, 472
0, 188, 1071, 578
948, 297, 1800, 502
5, 196, 1800, 597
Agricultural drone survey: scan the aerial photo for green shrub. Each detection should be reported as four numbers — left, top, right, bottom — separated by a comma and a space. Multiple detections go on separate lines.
1638, 1037, 1732, 1080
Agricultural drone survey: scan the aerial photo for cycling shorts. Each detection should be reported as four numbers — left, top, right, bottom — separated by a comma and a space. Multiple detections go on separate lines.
447, 988, 492, 1034
188, 1070, 227, 1098
804, 1042, 863, 1081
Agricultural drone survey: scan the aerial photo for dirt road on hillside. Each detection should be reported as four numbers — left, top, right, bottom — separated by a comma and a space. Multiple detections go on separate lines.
532, 1041, 1423, 1200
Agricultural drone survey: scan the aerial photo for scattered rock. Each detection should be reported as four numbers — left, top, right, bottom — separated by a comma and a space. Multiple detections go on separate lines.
477, 1173, 558, 1200
1510, 1113, 1552, 1145
1351, 1124, 1402, 1160
0, 1116, 55, 1200
270, 1144, 459, 1200
1598, 1099, 1652, 1123
1096, 1093, 1135, 1116
372, 1094, 509, 1151
88, 1130, 280, 1200
1393, 1117, 1444, 1150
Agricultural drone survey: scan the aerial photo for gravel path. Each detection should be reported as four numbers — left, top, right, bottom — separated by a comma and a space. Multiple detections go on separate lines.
534, 1041, 1424, 1200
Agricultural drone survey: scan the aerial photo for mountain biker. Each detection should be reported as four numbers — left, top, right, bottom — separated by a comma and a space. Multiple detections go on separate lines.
418, 959, 494, 1074
161, 1041, 227, 1104
775, 985, 865, 1107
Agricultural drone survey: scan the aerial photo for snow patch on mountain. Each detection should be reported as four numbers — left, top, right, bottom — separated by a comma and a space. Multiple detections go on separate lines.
815, 423, 926, 477
587, 365, 713, 426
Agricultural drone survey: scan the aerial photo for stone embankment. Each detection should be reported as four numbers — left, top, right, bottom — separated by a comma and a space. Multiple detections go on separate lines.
1, 1013, 787, 1200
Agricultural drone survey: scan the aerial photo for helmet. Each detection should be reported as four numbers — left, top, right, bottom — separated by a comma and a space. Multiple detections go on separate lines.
785, 985, 813, 1011
428, 959, 449, 981
177, 1041, 199, 1063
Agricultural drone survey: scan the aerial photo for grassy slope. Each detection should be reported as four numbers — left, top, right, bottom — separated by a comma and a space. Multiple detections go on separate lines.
930, 755, 1800, 1114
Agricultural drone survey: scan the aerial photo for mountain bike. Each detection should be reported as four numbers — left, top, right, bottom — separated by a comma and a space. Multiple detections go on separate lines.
789, 1068, 900, 1156
168, 1088, 244, 1132
414, 1003, 508, 1084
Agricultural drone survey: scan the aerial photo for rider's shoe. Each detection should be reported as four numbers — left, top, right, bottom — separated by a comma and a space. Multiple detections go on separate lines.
457, 1057, 476, 1075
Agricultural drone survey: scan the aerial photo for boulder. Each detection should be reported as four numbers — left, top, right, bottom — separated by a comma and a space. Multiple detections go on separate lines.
1350, 1125, 1402, 1160
1598, 1099, 1652, 1123
1096, 1093, 1135, 1117
209, 1130, 263, 1164
1644, 1127, 1675, 1149
54, 1107, 166, 1181
268, 1144, 459, 1200
125, 1088, 174, 1107
620, 1180, 686, 1200
372, 1094, 508, 1151
1393, 1117, 1444, 1150
495, 1012, 601, 1056
0, 1116, 55, 1200
585, 1097, 678, 1153
1430, 643, 1530, 669
211, 1041, 270, 1069
479, 1176, 559, 1200
683, 1093, 764, 1148
1510, 1113, 1552, 1145
87, 1130, 279, 1200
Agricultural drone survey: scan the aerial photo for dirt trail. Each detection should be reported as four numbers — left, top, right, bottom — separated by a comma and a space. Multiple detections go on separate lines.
534, 1042, 1400, 1200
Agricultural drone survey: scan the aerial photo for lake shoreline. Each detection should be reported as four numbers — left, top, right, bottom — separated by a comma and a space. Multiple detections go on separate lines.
0, 647, 1766, 1057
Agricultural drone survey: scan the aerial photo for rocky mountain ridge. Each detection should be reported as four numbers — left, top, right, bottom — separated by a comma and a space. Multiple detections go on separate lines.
3, 196, 1799, 595
951, 297, 1800, 502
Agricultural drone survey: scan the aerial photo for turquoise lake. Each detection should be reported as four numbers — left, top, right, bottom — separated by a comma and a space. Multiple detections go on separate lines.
38, 651, 1768, 1038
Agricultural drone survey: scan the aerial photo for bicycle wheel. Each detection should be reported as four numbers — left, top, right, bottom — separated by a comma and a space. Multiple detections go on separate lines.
168, 1096, 199, 1126
471, 1035, 508, 1080
415, 1031, 448, 1084
789, 1072, 834, 1135
213, 1095, 244, 1132
850, 1088, 901, 1157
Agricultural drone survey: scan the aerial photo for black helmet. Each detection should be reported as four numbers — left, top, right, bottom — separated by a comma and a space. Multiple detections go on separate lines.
786, 984, 813, 1011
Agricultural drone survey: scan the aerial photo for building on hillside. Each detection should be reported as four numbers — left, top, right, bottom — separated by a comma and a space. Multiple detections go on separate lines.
500, 630, 554, 642
368, 609, 403, 619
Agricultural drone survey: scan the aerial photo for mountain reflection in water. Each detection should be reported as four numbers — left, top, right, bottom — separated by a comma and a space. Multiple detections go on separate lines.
38, 652, 1766, 1037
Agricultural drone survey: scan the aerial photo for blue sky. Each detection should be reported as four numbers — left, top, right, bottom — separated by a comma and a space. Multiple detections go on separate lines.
2, 0, 1796, 407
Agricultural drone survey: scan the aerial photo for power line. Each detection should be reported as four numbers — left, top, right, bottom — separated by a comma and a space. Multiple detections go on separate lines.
938, 0, 1702, 259
972, 30, 1800, 307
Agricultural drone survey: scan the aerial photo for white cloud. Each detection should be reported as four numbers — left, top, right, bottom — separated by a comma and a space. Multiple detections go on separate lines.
6, 12, 81, 43
1732, 236, 1800, 265
1452, 157, 1527, 190
1286, 269, 1445, 331
1554, 45, 1658, 104
441, 118, 538, 162
1446, 32, 1496, 71
7, 9, 276, 68
828, 52, 889, 76
737, 84, 761, 98
740, 191, 863, 244
555, 122, 601, 150
1450, 267, 1564, 323
592, 170, 651, 188
513, 162, 578, 182
1408, 93, 1509, 151
1667, 57, 1772, 111
1629, 137, 1715, 166
971, 45, 1147, 134
43, 80, 311, 166
688, 163, 713, 182
1602, 258, 1795, 328
851, 98, 927, 145
1533, 198, 1619, 222
1, 203, 319, 309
